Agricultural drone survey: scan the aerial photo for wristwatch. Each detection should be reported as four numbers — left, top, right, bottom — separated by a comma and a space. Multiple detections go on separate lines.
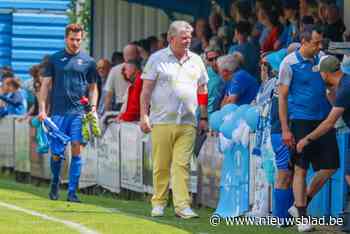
200, 117, 208, 121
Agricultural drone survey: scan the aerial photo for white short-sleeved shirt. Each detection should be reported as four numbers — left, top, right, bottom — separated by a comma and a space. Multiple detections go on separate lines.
104, 63, 129, 104
141, 47, 209, 126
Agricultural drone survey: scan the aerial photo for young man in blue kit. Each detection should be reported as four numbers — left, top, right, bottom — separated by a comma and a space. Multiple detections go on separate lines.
38, 24, 98, 203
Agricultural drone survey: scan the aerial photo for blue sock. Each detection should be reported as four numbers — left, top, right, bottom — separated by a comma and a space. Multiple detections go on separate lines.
273, 188, 294, 221
50, 156, 62, 186
68, 156, 82, 195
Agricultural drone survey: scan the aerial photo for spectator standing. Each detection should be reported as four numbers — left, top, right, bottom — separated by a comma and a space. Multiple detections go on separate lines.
140, 21, 209, 219
258, 5, 283, 53
323, 1, 345, 42
229, 21, 260, 79
104, 43, 139, 112
190, 18, 211, 55
96, 59, 112, 116
276, 0, 299, 49
118, 59, 143, 122
209, 11, 223, 36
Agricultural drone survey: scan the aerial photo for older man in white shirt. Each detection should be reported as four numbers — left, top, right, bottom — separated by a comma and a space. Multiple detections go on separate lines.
140, 20, 209, 219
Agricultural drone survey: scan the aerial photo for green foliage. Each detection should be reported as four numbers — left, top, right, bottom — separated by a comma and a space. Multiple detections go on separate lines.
68, 0, 91, 34
67, 0, 92, 52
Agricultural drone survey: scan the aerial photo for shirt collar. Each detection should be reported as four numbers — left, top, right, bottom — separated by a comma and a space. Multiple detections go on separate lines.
64, 48, 80, 57
166, 46, 193, 61
296, 49, 319, 64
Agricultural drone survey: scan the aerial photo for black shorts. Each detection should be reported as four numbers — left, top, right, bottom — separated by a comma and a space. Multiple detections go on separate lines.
290, 119, 339, 171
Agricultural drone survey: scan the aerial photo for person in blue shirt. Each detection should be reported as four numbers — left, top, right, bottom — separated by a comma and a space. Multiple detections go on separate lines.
39, 24, 98, 203
229, 21, 260, 79
296, 55, 350, 232
296, 55, 350, 150
193, 45, 225, 157
0, 77, 26, 117
217, 52, 259, 107
278, 27, 339, 232
262, 47, 297, 227
275, 0, 299, 49
204, 46, 224, 118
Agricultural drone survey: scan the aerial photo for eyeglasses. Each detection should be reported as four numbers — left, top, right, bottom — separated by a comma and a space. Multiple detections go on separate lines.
207, 57, 218, 62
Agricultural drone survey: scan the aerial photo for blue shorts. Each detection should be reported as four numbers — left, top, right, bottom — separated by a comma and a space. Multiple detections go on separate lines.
51, 114, 83, 142
49, 114, 83, 156
271, 133, 291, 170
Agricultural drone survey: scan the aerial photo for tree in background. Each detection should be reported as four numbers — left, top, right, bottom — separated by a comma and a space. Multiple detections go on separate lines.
68, 0, 91, 52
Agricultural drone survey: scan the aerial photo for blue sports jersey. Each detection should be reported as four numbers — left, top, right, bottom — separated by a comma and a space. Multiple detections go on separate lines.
279, 51, 331, 120
42, 49, 98, 115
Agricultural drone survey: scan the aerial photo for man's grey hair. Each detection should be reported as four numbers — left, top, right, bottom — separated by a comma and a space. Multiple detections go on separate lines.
232, 51, 244, 67
167, 20, 193, 39
217, 53, 241, 72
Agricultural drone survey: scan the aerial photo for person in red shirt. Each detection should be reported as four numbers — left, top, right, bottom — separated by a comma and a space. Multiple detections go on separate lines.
258, 4, 283, 53
118, 59, 143, 122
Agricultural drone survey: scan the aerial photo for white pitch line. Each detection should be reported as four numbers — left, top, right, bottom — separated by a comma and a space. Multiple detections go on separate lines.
0, 201, 99, 234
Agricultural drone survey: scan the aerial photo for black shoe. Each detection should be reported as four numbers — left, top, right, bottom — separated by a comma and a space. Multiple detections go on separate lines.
49, 184, 59, 200
67, 193, 81, 203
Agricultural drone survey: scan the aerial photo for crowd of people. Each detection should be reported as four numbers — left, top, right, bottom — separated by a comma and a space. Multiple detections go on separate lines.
0, 0, 350, 232
1, 0, 349, 124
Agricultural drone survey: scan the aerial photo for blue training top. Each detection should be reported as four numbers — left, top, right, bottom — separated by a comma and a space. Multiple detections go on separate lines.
279, 50, 331, 120
42, 49, 98, 115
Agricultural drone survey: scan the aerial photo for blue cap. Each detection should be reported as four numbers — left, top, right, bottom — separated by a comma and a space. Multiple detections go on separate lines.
265, 49, 288, 72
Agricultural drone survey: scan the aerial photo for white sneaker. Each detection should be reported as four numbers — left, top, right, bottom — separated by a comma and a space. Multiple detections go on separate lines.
175, 207, 199, 219
297, 223, 315, 232
151, 206, 165, 217
288, 205, 299, 218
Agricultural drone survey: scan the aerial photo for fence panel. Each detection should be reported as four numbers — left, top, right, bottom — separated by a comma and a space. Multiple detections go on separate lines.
0, 117, 15, 168
97, 123, 121, 193
120, 123, 144, 192
14, 119, 30, 173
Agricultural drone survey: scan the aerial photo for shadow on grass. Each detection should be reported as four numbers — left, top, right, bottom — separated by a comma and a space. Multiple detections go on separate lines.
0, 173, 302, 234
0, 173, 224, 234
